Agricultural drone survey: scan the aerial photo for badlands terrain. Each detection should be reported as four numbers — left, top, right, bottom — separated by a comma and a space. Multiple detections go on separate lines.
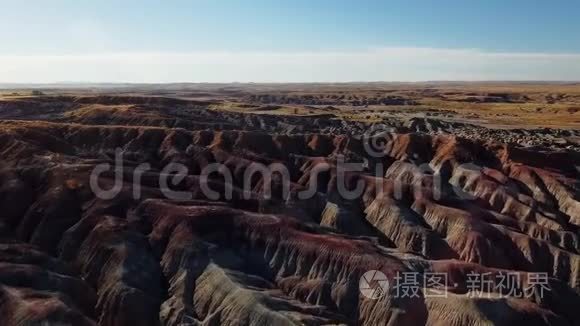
0, 82, 579, 325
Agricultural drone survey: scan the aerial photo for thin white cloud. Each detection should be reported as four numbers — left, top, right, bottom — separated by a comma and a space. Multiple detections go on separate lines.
1, 47, 579, 83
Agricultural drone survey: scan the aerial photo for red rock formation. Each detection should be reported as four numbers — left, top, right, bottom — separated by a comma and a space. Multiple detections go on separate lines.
0, 96, 578, 325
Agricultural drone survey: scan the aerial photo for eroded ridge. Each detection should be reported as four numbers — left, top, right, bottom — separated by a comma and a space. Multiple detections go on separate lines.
0, 95, 578, 325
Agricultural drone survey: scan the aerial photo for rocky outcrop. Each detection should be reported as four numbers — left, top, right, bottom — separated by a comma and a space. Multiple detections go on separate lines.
0, 95, 578, 325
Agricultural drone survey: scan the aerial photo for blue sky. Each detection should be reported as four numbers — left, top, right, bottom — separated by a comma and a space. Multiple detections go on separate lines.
1, 0, 579, 82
